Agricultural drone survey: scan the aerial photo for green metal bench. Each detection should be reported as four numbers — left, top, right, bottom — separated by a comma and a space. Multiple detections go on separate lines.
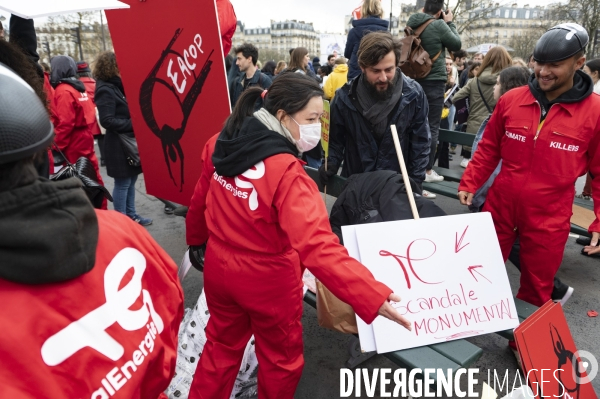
303, 166, 484, 379
433, 129, 475, 182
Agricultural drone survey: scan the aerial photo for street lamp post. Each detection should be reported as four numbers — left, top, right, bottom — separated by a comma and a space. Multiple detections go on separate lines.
99, 10, 107, 51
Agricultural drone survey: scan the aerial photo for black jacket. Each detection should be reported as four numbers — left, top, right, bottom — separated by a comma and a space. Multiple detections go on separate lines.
327, 73, 431, 184
344, 17, 389, 80
95, 78, 142, 178
329, 171, 446, 243
229, 70, 272, 107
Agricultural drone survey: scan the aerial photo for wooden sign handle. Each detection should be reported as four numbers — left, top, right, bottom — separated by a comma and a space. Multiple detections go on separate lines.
390, 125, 420, 220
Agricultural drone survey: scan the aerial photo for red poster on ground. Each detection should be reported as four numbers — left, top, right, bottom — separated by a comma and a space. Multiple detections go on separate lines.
106, 0, 230, 205
514, 301, 598, 399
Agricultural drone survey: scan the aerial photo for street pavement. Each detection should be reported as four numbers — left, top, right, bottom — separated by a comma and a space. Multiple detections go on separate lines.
98, 145, 599, 398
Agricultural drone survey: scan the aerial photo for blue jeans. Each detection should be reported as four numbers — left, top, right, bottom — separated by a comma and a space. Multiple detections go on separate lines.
113, 175, 138, 218
305, 155, 322, 168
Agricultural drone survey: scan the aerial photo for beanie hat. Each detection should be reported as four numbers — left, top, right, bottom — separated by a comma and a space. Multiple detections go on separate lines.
76, 61, 91, 73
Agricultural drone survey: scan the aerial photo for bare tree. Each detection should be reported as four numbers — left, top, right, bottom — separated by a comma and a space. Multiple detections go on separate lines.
548, 0, 600, 57
508, 27, 546, 59
447, 0, 506, 35
260, 49, 291, 64
35, 12, 113, 63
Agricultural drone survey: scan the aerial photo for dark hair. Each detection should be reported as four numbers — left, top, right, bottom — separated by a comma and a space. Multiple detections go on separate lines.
498, 66, 530, 96
586, 58, 600, 74
288, 47, 308, 72
262, 60, 276, 75
328, 54, 335, 62
93, 51, 120, 81
0, 40, 47, 113
77, 71, 93, 79
358, 31, 402, 69
289, 48, 295, 56
527, 53, 534, 63
453, 49, 468, 60
234, 43, 258, 66
468, 62, 481, 78
424, 0, 444, 14
40, 62, 51, 73
319, 65, 333, 76
223, 73, 323, 137
225, 54, 234, 73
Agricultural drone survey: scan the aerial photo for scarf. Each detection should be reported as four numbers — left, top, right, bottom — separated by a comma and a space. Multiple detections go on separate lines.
356, 70, 403, 141
253, 108, 301, 154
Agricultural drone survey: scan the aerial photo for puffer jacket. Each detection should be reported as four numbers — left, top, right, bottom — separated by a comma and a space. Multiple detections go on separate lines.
327, 72, 431, 184
344, 17, 389, 80
452, 67, 498, 134
405, 13, 462, 82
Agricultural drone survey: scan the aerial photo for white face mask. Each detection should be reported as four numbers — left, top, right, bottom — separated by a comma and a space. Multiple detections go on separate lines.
290, 116, 321, 153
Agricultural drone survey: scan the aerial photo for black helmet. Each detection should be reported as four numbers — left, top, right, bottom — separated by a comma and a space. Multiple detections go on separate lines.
533, 23, 589, 63
0, 63, 54, 165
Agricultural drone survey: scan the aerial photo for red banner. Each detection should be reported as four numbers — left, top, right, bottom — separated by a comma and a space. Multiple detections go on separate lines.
106, 0, 231, 205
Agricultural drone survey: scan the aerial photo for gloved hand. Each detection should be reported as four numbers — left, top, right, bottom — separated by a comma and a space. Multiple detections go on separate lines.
318, 162, 338, 186
189, 244, 206, 272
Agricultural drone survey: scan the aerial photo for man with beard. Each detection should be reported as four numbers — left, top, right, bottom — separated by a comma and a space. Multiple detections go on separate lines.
320, 31, 431, 191
459, 23, 600, 308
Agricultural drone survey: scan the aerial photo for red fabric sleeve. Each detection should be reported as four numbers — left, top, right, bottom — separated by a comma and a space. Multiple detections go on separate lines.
52, 89, 76, 152
587, 119, 600, 233
185, 134, 218, 245
216, 0, 236, 56
458, 96, 505, 194
274, 163, 392, 324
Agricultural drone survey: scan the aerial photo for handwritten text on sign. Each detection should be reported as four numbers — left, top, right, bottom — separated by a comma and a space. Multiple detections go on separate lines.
351, 212, 518, 354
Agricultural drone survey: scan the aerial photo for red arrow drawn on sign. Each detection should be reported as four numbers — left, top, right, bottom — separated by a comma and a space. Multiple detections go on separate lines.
455, 226, 470, 253
467, 265, 492, 283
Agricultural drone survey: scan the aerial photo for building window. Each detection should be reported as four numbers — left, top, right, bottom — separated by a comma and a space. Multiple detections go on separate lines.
525, 10, 530, 18
504, 9, 509, 18
512, 10, 517, 18
503, 30, 507, 37
496, 9, 501, 16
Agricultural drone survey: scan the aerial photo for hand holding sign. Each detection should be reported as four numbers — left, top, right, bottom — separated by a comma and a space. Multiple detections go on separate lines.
378, 293, 412, 331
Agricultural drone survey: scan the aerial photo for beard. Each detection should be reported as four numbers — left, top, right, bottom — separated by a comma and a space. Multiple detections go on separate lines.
364, 73, 398, 101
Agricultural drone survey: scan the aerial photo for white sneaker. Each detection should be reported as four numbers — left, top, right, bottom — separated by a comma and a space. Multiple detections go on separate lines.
554, 286, 574, 306
425, 169, 444, 182
460, 158, 470, 168
422, 190, 436, 199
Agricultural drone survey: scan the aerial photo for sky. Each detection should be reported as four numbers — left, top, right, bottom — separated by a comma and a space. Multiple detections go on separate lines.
230, 0, 555, 34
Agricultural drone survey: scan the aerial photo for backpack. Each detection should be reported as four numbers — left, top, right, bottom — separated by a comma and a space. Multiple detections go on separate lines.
399, 19, 442, 80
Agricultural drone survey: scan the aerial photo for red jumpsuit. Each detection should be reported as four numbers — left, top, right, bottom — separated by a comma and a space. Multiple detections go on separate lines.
459, 86, 600, 307
186, 135, 392, 398
53, 82, 107, 208
0, 210, 183, 398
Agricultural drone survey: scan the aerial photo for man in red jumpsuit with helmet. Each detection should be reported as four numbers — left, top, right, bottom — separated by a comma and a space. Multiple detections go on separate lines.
0, 63, 184, 398
458, 23, 600, 307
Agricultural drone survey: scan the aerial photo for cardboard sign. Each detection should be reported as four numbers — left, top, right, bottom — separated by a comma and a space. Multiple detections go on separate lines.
514, 302, 598, 399
320, 100, 330, 158
343, 213, 519, 354
106, 0, 230, 205
0, 0, 128, 19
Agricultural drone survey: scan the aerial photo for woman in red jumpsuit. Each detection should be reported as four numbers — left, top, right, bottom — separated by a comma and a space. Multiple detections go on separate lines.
186, 73, 411, 398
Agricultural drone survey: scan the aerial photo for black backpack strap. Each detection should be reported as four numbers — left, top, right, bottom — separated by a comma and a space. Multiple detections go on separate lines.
476, 78, 493, 114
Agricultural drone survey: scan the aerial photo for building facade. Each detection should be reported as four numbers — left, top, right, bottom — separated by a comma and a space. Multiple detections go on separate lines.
231, 19, 320, 60
399, 2, 552, 50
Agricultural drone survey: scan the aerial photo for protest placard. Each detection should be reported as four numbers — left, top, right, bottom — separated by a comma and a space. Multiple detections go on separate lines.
106, 0, 230, 205
344, 212, 519, 354
320, 100, 330, 158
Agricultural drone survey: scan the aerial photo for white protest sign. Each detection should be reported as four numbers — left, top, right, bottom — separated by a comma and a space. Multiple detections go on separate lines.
341, 225, 376, 352
353, 212, 519, 354
0, 0, 129, 19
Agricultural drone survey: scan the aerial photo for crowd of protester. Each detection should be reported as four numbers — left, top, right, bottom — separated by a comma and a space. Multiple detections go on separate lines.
2, 0, 600, 397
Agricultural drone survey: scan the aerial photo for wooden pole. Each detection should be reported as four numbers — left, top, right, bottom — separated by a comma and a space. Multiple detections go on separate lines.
390, 125, 420, 220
